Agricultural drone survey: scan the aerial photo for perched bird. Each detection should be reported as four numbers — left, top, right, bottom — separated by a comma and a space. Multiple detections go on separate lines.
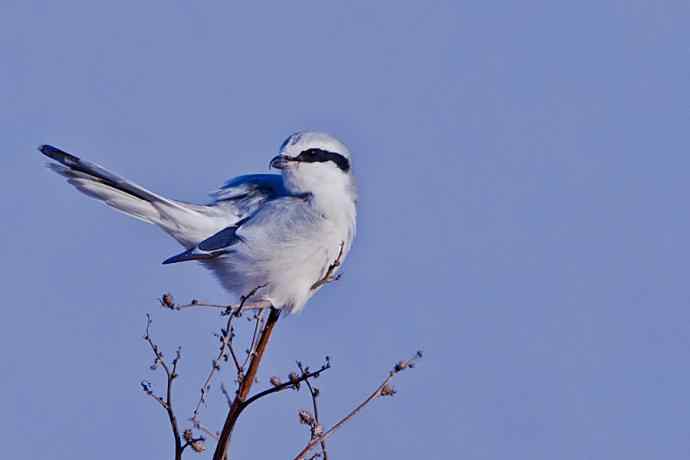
39, 132, 357, 314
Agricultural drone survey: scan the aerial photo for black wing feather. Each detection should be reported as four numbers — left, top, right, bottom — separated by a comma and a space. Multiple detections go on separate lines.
161, 218, 248, 265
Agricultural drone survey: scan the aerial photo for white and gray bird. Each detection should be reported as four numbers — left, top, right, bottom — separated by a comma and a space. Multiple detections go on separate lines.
39, 132, 357, 314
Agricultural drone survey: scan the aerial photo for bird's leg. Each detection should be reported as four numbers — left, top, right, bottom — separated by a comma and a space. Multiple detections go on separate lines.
311, 241, 345, 291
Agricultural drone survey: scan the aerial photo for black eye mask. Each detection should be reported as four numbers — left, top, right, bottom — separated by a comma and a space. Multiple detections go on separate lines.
295, 148, 350, 173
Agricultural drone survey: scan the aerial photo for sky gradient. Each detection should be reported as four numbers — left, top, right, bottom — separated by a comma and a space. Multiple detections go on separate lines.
2, 1, 690, 459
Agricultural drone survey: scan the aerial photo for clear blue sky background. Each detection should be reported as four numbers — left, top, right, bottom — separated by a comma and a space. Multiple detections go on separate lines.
2, 1, 689, 459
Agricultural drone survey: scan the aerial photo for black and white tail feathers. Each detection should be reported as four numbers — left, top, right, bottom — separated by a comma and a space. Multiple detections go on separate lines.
39, 144, 225, 248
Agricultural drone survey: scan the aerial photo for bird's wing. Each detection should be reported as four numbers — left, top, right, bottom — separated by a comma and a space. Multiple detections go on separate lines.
162, 194, 310, 264
209, 174, 287, 221
162, 218, 248, 264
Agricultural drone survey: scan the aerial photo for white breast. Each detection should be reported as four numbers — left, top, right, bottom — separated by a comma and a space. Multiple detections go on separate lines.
204, 194, 356, 314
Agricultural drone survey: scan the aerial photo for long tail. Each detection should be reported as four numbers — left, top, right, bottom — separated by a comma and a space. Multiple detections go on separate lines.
39, 144, 222, 248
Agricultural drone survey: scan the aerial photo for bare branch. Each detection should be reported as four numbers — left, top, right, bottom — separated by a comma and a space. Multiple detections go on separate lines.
225, 327, 243, 380
182, 429, 208, 454
142, 314, 185, 460
220, 383, 233, 407
239, 358, 331, 411
190, 416, 220, 441
191, 314, 237, 418
240, 309, 265, 371
140, 380, 167, 409
292, 351, 423, 460
192, 285, 267, 420
297, 361, 328, 460
159, 292, 269, 313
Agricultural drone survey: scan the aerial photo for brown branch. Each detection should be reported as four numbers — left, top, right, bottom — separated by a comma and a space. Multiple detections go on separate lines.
159, 293, 269, 313
292, 351, 423, 460
212, 299, 282, 460
142, 314, 185, 460
240, 359, 331, 411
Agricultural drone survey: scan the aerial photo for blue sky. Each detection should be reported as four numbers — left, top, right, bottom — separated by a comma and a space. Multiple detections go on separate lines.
2, 1, 689, 459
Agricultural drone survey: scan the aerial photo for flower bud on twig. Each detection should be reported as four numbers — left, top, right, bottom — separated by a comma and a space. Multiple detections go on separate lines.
190, 439, 206, 453
289, 372, 301, 389
298, 409, 315, 426
380, 383, 396, 397
160, 293, 175, 308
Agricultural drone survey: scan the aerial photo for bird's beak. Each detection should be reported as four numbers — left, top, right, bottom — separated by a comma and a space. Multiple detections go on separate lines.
269, 155, 292, 170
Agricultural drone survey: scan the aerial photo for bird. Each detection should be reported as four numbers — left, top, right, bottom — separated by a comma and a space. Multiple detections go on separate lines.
38, 132, 357, 314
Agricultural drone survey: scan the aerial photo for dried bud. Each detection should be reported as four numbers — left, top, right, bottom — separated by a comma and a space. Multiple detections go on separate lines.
140, 381, 153, 394
190, 439, 206, 453
312, 423, 324, 437
160, 293, 175, 308
270, 376, 282, 387
380, 383, 396, 396
394, 361, 408, 372
289, 372, 300, 389
183, 429, 193, 443
298, 409, 315, 426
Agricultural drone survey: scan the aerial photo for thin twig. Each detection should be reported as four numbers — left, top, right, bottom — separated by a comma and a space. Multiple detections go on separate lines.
160, 293, 269, 313
190, 415, 220, 441
142, 314, 185, 460
191, 314, 236, 418
292, 351, 423, 460
191, 318, 234, 417
240, 359, 331, 411
298, 361, 328, 460
220, 383, 233, 407
181, 428, 208, 455
240, 309, 265, 371
226, 329, 243, 380
192, 285, 265, 419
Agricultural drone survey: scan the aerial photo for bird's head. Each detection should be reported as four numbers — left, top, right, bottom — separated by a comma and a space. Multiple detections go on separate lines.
270, 131, 355, 198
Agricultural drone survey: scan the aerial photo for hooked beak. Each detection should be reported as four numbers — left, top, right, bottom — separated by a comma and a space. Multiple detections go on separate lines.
269, 155, 293, 170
